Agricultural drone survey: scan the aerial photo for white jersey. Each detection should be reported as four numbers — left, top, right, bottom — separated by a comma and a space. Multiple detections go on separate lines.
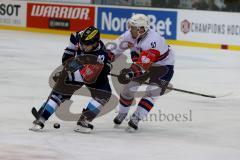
107, 29, 175, 66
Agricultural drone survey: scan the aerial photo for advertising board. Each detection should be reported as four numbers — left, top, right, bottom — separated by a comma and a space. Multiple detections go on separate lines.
0, 0, 27, 27
97, 7, 177, 40
178, 10, 240, 46
27, 3, 95, 31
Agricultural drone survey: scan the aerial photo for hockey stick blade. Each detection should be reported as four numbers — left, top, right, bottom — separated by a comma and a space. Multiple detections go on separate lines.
213, 92, 233, 98
31, 107, 40, 119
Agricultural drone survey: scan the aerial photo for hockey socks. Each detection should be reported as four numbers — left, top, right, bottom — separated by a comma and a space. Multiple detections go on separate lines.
38, 94, 62, 121
113, 95, 134, 126
135, 97, 154, 119
127, 97, 154, 131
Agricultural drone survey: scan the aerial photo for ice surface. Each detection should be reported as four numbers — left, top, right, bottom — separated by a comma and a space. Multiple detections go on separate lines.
0, 30, 240, 160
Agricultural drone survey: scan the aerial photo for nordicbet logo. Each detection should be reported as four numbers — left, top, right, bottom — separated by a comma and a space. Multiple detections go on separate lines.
101, 12, 173, 37
101, 12, 129, 32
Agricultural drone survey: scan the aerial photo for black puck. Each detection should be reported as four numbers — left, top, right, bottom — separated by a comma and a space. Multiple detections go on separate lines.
53, 123, 60, 129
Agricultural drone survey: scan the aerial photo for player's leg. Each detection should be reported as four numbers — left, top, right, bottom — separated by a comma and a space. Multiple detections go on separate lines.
127, 65, 174, 132
113, 81, 141, 127
30, 69, 84, 131
30, 91, 73, 131
74, 80, 112, 133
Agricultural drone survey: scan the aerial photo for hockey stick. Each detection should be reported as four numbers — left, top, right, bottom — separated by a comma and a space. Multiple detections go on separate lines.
109, 73, 217, 98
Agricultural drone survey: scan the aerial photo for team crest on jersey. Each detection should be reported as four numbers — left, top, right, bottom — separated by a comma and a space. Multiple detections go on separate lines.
141, 56, 150, 63
85, 67, 93, 75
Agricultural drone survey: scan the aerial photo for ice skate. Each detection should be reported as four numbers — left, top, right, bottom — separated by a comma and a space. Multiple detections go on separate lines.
113, 112, 128, 128
29, 118, 45, 132
74, 114, 94, 133
125, 114, 140, 133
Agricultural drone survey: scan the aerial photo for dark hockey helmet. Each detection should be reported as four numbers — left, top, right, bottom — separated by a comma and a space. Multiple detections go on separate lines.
80, 26, 100, 46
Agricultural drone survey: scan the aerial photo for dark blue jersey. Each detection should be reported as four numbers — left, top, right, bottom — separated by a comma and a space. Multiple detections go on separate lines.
62, 31, 110, 64
62, 31, 112, 84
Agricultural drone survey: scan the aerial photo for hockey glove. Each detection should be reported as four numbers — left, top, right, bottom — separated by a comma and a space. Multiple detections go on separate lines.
64, 58, 84, 73
64, 54, 100, 73
130, 51, 140, 62
118, 68, 134, 84
52, 71, 61, 82
107, 50, 115, 62
118, 63, 146, 84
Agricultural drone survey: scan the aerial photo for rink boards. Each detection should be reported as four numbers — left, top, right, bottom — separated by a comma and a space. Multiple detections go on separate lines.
1, 0, 240, 50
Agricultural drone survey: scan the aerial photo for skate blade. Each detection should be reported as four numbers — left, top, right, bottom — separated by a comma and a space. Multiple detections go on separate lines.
29, 124, 42, 132
125, 126, 137, 133
74, 126, 92, 133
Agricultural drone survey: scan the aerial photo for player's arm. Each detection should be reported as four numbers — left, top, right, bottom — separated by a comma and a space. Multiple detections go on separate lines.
106, 31, 132, 60
136, 48, 161, 70
64, 54, 105, 84
118, 49, 161, 84
130, 49, 140, 62
62, 32, 79, 64
122, 37, 169, 80
79, 48, 115, 83
79, 63, 104, 84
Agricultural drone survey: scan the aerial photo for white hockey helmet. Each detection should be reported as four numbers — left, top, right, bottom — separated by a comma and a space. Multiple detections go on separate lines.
128, 14, 150, 31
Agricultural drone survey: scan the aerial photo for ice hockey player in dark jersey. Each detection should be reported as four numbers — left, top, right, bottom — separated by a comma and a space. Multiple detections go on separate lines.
30, 26, 114, 133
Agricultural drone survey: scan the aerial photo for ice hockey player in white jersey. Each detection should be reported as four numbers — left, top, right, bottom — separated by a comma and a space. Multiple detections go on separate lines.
108, 14, 175, 132
30, 26, 114, 133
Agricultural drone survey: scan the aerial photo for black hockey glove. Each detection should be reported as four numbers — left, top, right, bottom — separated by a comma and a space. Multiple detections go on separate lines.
118, 68, 134, 84
64, 54, 99, 73
65, 58, 84, 73
118, 64, 149, 84
52, 71, 61, 82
